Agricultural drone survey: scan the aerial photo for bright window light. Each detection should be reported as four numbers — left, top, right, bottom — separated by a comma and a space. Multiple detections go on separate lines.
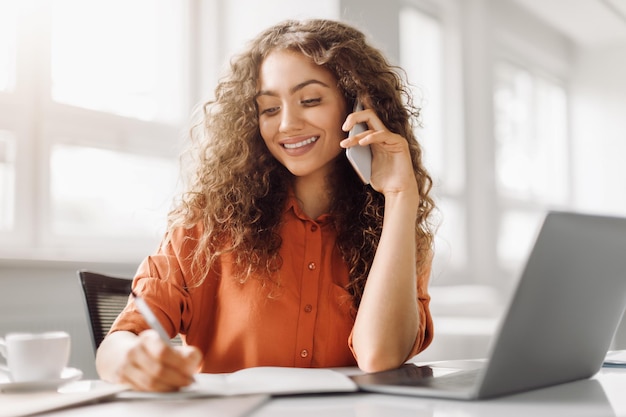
0, 131, 16, 231
0, 0, 17, 92
432, 198, 467, 272
49, 144, 178, 239
50, 0, 185, 123
399, 7, 444, 185
494, 62, 569, 204
494, 61, 568, 268
399, 7, 466, 281
497, 210, 543, 266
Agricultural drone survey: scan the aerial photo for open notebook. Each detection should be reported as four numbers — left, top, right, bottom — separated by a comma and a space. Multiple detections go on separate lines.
117, 366, 358, 399
352, 211, 626, 400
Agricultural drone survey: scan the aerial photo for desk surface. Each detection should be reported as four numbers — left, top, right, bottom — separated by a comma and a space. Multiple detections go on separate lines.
253, 368, 626, 417
7, 367, 626, 417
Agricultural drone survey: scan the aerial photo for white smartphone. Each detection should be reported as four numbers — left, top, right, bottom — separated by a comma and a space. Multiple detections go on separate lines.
346, 100, 372, 184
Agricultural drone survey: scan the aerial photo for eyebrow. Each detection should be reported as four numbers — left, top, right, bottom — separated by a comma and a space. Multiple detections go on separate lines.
256, 79, 331, 98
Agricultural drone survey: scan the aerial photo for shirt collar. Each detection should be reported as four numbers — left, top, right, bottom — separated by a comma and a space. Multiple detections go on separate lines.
284, 191, 333, 224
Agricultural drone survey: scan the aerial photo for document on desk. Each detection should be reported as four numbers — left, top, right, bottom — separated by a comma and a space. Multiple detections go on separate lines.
118, 366, 358, 399
604, 350, 626, 367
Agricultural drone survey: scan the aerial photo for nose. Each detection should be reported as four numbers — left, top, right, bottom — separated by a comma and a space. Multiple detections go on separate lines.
279, 104, 304, 133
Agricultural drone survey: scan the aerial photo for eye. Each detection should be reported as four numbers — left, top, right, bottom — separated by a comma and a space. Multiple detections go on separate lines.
259, 106, 280, 116
301, 98, 321, 106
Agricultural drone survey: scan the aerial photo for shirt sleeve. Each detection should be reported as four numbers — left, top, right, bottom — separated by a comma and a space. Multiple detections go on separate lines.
108, 225, 199, 338
408, 264, 434, 359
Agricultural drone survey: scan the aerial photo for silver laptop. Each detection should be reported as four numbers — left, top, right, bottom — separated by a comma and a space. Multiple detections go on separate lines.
352, 211, 626, 400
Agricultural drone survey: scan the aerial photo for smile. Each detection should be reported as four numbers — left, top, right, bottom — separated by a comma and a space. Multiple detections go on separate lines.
283, 136, 319, 149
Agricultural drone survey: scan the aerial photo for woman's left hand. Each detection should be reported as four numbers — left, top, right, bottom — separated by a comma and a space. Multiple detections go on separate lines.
341, 106, 417, 197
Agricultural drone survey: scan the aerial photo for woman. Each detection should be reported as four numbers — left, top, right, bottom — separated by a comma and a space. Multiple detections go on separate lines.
96, 18, 436, 392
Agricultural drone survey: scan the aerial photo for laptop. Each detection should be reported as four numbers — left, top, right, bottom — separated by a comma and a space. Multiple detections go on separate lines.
351, 211, 626, 400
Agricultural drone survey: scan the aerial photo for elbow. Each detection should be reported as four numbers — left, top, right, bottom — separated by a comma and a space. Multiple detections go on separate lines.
352, 330, 418, 373
356, 350, 406, 374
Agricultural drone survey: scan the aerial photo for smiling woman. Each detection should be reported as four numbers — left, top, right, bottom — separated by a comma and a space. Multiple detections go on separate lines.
95, 18, 437, 392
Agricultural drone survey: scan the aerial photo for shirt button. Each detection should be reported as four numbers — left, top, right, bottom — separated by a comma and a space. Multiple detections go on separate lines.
304, 304, 313, 313
308, 262, 316, 270
300, 349, 309, 358
310, 224, 318, 232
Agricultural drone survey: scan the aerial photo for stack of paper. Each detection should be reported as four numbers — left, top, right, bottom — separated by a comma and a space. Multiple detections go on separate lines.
603, 350, 626, 367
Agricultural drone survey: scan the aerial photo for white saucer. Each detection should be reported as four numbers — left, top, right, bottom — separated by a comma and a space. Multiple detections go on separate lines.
0, 367, 83, 392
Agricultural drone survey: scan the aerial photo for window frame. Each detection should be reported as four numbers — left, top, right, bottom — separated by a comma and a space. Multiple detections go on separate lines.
0, 0, 195, 263
491, 18, 573, 277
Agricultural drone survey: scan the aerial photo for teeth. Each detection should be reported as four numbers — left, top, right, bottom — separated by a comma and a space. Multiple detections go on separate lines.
284, 137, 318, 149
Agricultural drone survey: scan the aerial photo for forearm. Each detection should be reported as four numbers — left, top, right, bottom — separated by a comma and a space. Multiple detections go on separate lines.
351, 190, 420, 372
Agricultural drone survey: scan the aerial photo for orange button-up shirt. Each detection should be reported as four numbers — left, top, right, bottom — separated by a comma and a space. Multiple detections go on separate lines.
110, 196, 433, 373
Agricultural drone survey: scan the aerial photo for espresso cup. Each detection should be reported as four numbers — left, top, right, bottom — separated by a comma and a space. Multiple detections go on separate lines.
0, 331, 70, 382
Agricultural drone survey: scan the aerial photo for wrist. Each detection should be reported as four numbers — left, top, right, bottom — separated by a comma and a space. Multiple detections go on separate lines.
384, 189, 420, 211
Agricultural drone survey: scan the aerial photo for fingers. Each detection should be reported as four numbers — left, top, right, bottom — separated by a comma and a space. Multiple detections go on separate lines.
340, 104, 417, 194
341, 113, 405, 153
118, 330, 201, 392
342, 107, 386, 137
178, 345, 203, 374
341, 106, 403, 150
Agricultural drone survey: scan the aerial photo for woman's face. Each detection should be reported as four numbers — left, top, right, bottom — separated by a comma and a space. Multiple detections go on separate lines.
256, 49, 347, 182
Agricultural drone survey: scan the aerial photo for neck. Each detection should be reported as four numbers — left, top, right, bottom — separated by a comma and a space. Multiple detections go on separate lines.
293, 174, 331, 220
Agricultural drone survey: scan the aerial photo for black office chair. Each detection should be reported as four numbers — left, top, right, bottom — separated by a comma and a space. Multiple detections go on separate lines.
78, 270, 134, 353
78, 270, 181, 353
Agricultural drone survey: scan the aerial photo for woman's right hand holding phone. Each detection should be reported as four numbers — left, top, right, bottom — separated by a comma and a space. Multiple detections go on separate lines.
341, 101, 418, 200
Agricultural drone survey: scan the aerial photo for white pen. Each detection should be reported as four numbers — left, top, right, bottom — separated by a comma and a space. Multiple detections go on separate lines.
131, 290, 172, 345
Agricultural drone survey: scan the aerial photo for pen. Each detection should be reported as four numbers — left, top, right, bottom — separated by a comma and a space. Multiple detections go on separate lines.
131, 290, 172, 345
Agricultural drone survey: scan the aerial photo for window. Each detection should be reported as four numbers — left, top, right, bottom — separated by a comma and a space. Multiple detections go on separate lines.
49, 144, 178, 238
398, 1, 570, 286
400, 5, 466, 282
0, 0, 16, 92
0, 1, 191, 262
400, 7, 444, 180
494, 61, 569, 269
50, 0, 186, 123
0, 132, 15, 231
494, 62, 568, 205
0, 0, 17, 233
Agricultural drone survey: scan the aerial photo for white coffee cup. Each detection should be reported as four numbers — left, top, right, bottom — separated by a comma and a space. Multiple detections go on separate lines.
0, 331, 70, 382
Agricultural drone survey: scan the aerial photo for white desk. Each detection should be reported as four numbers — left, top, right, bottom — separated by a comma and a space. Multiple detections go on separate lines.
8, 367, 626, 417
252, 368, 626, 417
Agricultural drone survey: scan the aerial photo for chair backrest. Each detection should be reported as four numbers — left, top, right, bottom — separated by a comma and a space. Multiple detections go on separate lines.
78, 270, 182, 352
78, 270, 133, 353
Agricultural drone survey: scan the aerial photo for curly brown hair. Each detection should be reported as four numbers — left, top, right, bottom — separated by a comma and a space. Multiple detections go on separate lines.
167, 19, 436, 309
